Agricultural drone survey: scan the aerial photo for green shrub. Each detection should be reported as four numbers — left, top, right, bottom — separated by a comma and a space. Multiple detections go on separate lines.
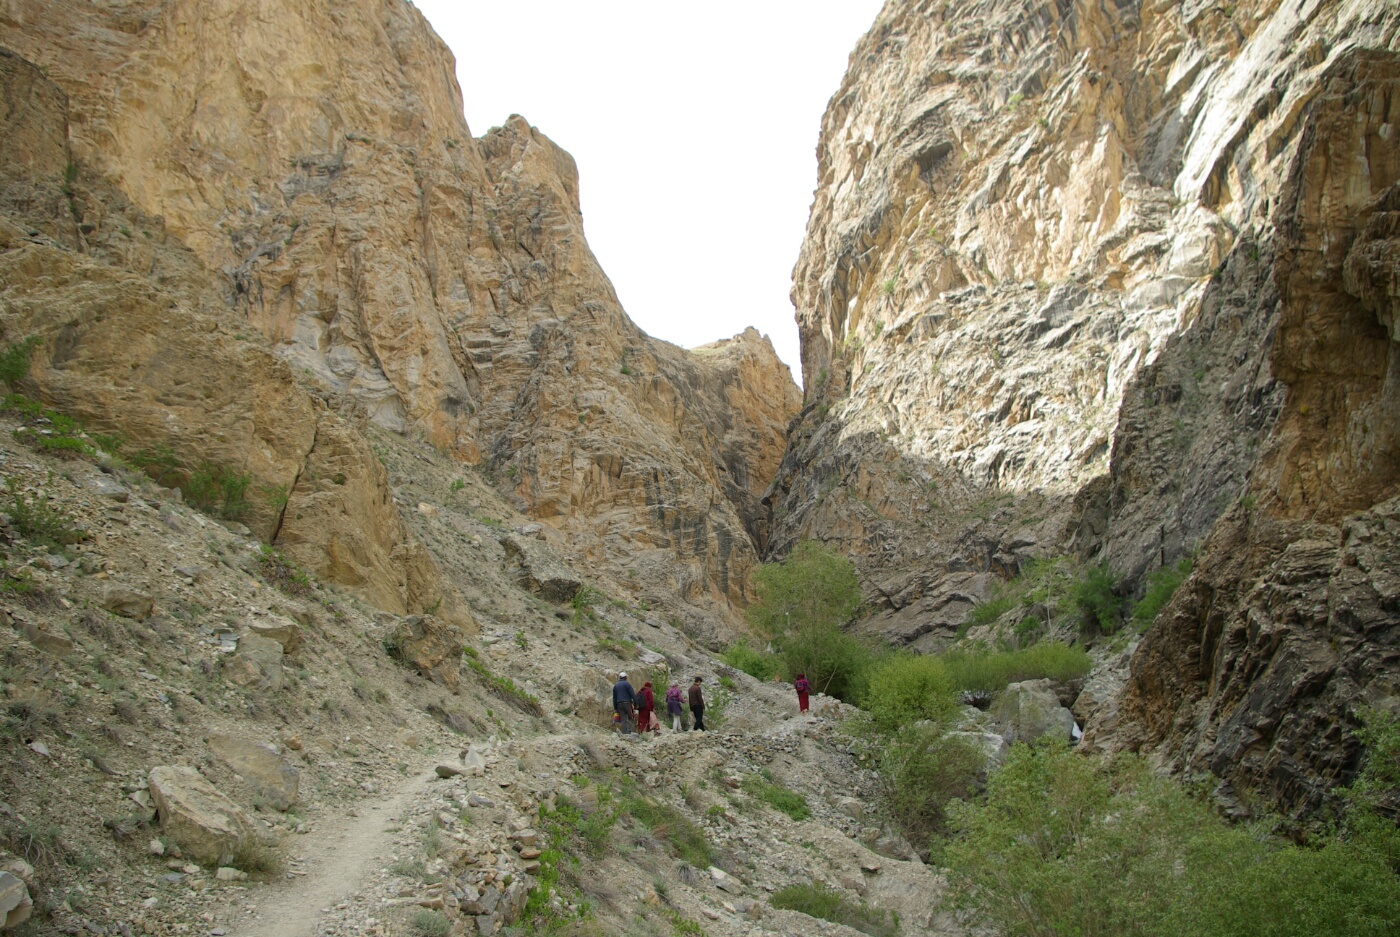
966, 593, 1015, 629
1132, 556, 1193, 630
741, 772, 811, 822
722, 641, 781, 681
1073, 563, 1122, 633
777, 621, 874, 703
857, 653, 957, 733
941, 741, 1400, 937
748, 541, 860, 636
0, 337, 40, 387
879, 723, 985, 854
127, 444, 181, 486
940, 642, 1090, 695
4, 482, 83, 552
184, 462, 252, 520
770, 881, 899, 937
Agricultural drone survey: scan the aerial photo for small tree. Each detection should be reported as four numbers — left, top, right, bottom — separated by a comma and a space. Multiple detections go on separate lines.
747, 541, 867, 700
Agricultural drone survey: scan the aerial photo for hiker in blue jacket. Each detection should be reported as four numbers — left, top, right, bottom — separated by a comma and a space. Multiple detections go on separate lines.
613, 671, 637, 734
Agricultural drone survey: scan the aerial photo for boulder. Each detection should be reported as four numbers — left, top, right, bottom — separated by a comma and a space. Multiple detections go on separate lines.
16, 619, 73, 657
992, 679, 1076, 745
245, 619, 303, 654
392, 615, 463, 687
207, 734, 299, 811
100, 587, 153, 620
0, 871, 31, 930
224, 634, 285, 691
147, 766, 256, 866
499, 535, 581, 602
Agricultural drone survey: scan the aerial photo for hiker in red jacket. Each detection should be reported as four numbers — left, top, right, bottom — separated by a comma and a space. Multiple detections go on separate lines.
794, 672, 811, 713
638, 680, 656, 734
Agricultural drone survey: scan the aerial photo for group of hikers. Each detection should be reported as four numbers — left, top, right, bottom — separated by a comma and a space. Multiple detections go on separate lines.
610, 670, 813, 735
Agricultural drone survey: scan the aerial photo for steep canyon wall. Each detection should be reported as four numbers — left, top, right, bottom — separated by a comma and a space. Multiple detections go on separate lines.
0, 0, 798, 636
772, 0, 1400, 815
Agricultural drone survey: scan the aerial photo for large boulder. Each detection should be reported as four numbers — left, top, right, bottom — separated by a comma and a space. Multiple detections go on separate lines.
0, 870, 31, 930
499, 535, 581, 602
147, 766, 256, 866
392, 615, 463, 687
992, 679, 1076, 746
207, 734, 299, 811
224, 634, 285, 691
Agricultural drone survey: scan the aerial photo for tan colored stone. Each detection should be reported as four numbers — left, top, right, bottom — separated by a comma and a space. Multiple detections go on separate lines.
207, 734, 299, 811
223, 635, 284, 692
147, 766, 256, 866
393, 616, 463, 688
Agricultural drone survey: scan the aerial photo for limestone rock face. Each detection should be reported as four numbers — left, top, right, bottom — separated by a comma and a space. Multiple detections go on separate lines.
0, 0, 798, 629
0, 41, 469, 625
772, 0, 1400, 812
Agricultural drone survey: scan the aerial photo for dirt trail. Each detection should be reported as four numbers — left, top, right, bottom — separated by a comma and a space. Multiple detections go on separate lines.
224, 767, 438, 937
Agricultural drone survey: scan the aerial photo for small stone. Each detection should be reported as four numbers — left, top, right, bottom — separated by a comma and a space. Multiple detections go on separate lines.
435, 764, 466, 778
214, 867, 247, 882
26, 741, 50, 758
149, 839, 166, 856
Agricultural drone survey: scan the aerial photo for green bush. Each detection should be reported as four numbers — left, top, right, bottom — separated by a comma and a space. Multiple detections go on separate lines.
748, 541, 860, 636
770, 881, 899, 937
184, 462, 252, 520
1073, 563, 1122, 633
1132, 556, 1193, 630
4, 482, 83, 552
966, 593, 1016, 629
858, 653, 957, 732
0, 337, 40, 387
622, 793, 713, 868
741, 772, 811, 822
940, 642, 1090, 695
941, 741, 1400, 937
879, 723, 984, 853
778, 621, 875, 702
461, 647, 542, 715
410, 909, 451, 937
722, 641, 781, 681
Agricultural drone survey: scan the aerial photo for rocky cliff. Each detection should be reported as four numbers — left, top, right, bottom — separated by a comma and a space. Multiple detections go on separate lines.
0, 0, 798, 635
770, 0, 1400, 815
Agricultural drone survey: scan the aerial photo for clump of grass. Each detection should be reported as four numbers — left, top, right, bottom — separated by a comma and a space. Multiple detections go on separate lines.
389, 857, 438, 883
940, 642, 1090, 694
462, 647, 542, 714
229, 837, 282, 876
256, 546, 314, 596
770, 882, 899, 937
623, 791, 714, 868
1132, 556, 1193, 630
410, 909, 451, 937
0, 336, 40, 387
741, 771, 811, 822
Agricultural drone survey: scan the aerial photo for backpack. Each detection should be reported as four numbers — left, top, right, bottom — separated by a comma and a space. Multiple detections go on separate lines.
795, 678, 810, 694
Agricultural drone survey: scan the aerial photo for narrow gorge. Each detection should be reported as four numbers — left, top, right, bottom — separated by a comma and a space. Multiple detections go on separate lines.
0, 1, 1396, 936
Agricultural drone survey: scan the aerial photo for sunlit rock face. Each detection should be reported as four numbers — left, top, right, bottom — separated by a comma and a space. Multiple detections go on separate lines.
0, 0, 799, 633
770, 0, 1400, 813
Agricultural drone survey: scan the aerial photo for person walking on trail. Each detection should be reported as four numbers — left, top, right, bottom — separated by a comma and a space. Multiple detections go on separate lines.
794, 672, 811, 714
688, 676, 706, 731
638, 680, 657, 735
613, 671, 637, 735
665, 682, 684, 731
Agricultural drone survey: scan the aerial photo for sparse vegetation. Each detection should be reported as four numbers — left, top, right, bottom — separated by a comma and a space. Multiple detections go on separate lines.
256, 546, 314, 596
184, 462, 252, 520
940, 740, 1400, 937
1132, 556, 1193, 630
771, 881, 899, 937
741, 771, 811, 822
722, 641, 781, 680
462, 647, 542, 714
0, 336, 40, 387
3, 480, 84, 553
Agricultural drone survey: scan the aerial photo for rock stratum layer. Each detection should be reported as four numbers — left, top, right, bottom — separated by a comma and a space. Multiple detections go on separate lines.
0, 0, 798, 635
771, 0, 1400, 816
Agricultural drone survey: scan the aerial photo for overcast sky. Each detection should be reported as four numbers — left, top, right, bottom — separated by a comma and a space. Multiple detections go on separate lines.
411, 0, 886, 386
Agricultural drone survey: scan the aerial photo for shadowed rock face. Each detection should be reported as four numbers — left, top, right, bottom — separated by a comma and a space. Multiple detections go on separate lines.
771, 0, 1400, 813
0, 0, 798, 631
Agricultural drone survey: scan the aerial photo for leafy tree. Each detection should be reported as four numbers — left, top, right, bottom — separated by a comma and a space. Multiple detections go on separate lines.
747, 541, 867, 699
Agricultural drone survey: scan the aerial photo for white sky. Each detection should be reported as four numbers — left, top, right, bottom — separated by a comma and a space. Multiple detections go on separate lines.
410, 0, 886, 386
